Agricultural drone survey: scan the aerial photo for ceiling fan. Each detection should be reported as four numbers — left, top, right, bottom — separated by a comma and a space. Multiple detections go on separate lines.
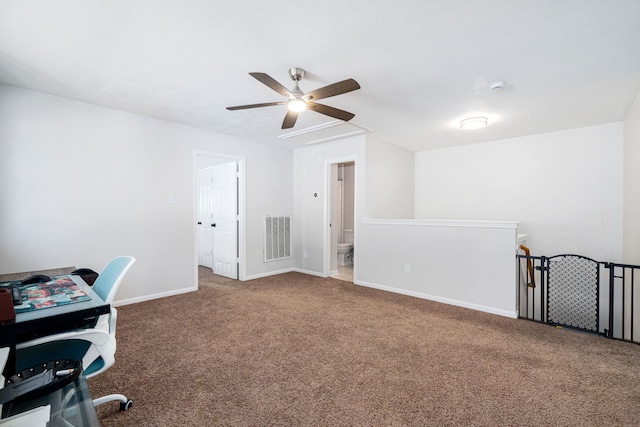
226, 67, 360, 129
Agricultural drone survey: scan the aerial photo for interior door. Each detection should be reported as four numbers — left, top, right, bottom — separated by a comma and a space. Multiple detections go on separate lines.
197, 168, 214, 269
212, 162, 238, 279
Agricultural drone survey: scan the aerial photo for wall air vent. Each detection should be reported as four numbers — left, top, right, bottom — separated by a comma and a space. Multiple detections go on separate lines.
278, 120, 371, 145
264, 215, 292, 262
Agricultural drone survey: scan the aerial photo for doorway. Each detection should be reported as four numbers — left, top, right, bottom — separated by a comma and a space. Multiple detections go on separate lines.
195, 151, 245, 285
326, 158, 356, 282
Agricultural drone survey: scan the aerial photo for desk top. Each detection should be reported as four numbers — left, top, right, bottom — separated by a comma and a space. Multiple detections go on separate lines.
10, 275, 92, 314
15, 276, 107, 322
0, 276, 110, 345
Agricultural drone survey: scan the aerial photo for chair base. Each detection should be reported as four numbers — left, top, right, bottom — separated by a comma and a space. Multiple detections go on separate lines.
93, 393, 133, 411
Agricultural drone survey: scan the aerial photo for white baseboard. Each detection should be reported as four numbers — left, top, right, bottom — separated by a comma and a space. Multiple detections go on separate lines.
292, 268, 326, 278
354, 279, 518, 319
243, 268, 295, 281
113, 286, 197, 307
113, 272, 516, 320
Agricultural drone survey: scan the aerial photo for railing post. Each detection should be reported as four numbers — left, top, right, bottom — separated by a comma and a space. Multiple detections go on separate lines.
516, 253, 522, 319
632, 267, 636, 343
606, 262, 614, 338
541, 256, 547, 323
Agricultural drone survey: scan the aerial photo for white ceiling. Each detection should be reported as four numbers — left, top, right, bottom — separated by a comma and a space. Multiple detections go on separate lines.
1, 0, 639, 152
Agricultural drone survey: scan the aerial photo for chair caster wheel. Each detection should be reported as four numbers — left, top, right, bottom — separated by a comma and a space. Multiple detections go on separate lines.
120, 399, 133, 411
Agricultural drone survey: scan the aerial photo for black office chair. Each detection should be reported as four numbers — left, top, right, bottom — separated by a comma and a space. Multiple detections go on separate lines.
70, 268, 99, 286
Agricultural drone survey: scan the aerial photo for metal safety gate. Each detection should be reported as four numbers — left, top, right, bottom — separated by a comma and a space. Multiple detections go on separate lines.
517, 252, 640, 344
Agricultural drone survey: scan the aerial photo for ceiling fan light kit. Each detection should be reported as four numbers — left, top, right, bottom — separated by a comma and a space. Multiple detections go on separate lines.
460, 116, 488, 130
288, 99, 307, 112
227, 67, 360, 129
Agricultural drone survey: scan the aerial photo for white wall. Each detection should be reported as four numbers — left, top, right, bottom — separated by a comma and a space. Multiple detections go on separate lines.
292, 134, 523, 318
415, 123, 624, 262
358, 219, 519, 317
624, 91, 640, 264
342, 162, 355, 233
0, 85, 293, 303
293, 136, 366, 276
365, 136, 414, 218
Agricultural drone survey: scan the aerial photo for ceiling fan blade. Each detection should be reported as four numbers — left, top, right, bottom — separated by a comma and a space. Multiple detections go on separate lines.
226, 101, 285, 110
307, 102, 355, 122
282, 110, 298, 129
303, 78, 360, 101
249, 72, 294, 98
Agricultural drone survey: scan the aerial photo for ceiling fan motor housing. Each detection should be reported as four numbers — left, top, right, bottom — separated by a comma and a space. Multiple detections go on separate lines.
289, 67, 305, 82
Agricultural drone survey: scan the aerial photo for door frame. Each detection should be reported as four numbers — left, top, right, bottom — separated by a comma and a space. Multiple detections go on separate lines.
323, 156, 357, 280
193, 150, 246, 285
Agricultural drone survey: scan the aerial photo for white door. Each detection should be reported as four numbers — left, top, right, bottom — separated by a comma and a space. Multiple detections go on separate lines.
212, 162, 238, 279
197, 169, 214, 269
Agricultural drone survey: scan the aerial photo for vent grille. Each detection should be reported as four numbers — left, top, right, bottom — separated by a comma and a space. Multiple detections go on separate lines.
264, 216, 292, 262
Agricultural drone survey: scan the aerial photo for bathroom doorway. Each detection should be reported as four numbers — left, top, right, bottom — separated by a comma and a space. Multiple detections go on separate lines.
328, 160, 355, 282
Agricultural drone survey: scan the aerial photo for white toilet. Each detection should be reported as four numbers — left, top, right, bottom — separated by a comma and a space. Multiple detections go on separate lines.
337, 230, 354, 266
337, 243, 353, 266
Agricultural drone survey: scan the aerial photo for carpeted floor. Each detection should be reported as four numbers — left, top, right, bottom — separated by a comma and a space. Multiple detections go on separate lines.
90, 269, 640, 426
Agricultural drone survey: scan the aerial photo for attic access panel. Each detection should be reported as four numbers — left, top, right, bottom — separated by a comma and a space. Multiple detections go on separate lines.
278, 120, 371, 145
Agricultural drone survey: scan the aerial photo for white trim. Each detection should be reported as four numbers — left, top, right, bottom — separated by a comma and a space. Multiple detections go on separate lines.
354, 279, 518, 319
113, 286, 196, 307
293, 268, 327, 278
243, 268, 327, 280
113, 268, 517, 320
364, 218, 520, 229
237, 160, 247, 281
244, 267, 341, 281
243, 267, 295, 281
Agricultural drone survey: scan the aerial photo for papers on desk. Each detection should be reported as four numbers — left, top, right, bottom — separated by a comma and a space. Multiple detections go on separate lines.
12, 276, 91, 313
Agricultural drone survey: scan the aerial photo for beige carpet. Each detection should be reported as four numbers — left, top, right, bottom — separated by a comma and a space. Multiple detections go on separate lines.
90, 269, 640, 426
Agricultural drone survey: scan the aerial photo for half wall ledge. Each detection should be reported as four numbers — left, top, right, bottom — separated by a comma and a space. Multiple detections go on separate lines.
363, 218, 520, 229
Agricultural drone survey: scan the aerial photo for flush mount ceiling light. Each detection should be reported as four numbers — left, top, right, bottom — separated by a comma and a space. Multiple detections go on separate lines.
460, 116, 488, 130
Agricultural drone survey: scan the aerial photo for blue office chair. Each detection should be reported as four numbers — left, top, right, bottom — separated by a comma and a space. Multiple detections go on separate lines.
13, 256, 136, 411
93, 256, 136, 305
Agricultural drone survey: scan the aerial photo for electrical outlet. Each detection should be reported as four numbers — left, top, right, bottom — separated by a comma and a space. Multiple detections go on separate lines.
404, 264, 411, 274
303, 251, 308, 259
